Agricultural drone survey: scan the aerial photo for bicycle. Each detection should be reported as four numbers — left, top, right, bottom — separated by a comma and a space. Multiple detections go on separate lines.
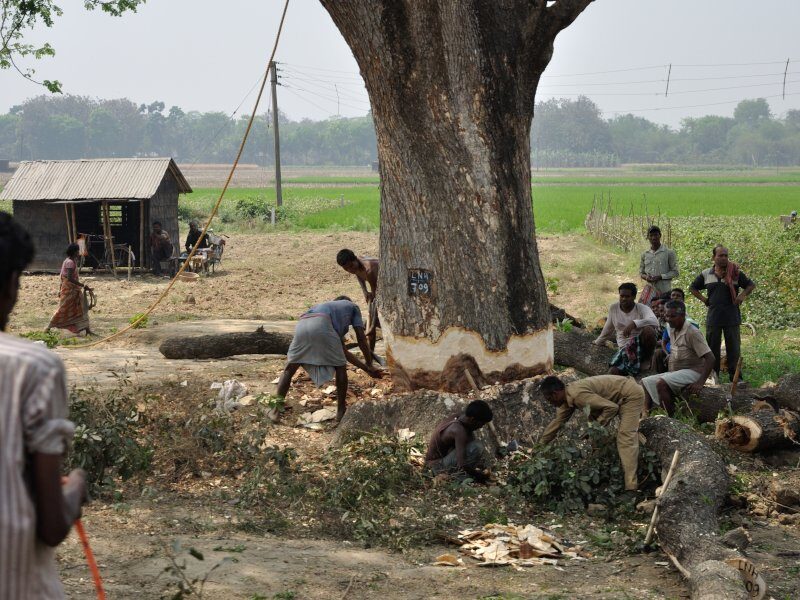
76, 233, 136, 275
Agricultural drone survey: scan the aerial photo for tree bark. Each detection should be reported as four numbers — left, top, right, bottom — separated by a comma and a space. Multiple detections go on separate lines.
158, 328, 292, 359
553, 328, 614, 376
715, 408, 800, 453
320, 1, 592, 388
771, 373, 800, 412
639, 416, 752, 600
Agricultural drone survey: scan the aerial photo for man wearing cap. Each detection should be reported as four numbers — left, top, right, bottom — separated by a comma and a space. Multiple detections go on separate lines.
640, 225, 679, 301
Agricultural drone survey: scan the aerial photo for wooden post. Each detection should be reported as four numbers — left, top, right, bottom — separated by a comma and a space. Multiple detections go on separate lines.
270, 61, 283, 208
140, 201, 145, 271
127, 244, 132, 281
101, 201, 117, 276
64, 204, 73, 243
70, 204, 78, 243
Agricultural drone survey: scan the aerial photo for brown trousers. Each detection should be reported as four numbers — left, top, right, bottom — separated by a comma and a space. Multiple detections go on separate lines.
616, 378, 645, 491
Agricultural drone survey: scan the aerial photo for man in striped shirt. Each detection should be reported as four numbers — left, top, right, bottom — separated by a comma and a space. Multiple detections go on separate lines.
0, 213, 87, 599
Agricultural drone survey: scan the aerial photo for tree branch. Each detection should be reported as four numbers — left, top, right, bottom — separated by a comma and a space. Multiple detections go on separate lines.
545, 0, 595, 34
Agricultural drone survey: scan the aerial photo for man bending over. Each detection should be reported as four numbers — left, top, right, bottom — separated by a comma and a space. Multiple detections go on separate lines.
539, 375, 644, 494
336, 249, 380, 354
276, 296, 382, 420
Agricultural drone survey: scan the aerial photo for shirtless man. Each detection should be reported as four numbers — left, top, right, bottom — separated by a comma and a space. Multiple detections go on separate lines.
424, 400, 493, 482
336, 249, 380, 353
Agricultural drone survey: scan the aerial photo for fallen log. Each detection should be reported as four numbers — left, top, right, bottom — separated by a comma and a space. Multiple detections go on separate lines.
334, 371, 582, 451
771, 373, 800, 412
158, 327, 292, 359
553, 328, 614, 376
639, 416, 756, 600
715, 408, 800, 453
549, 303, 585, 329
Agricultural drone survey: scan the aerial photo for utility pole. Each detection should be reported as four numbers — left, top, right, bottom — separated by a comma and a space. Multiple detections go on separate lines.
270, 61, 283, 207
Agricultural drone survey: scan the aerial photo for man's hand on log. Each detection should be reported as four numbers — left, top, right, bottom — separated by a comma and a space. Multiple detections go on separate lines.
685, 380, 704, 396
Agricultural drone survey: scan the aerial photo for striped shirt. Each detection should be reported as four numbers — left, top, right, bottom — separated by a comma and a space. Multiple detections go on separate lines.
1, 332, 74, 599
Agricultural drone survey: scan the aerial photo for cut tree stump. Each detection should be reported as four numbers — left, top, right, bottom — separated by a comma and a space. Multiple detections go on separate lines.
640, 416, 756, 600
333, 371, 582, 451
158, 327, 292, 359
715, 408, 800, 453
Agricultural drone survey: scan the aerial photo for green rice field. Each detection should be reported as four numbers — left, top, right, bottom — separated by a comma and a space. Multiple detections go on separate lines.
186, 183, 800, 234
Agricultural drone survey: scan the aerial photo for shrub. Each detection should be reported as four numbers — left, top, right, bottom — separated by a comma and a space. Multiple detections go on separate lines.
505, 416, 660, 513
20, 330, 61, 348
67, 388, 152, 492
129, 313, 148, 329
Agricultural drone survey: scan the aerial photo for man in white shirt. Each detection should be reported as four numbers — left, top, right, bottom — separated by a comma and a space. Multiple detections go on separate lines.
594, 282, 659, 376
0, 213, 87, 599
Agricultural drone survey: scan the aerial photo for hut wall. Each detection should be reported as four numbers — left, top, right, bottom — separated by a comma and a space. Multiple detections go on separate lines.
13, 200, 69, 271
148, 173, 180, 262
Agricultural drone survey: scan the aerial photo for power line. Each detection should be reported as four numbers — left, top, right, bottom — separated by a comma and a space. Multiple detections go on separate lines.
603, 91, 800, 116
538, 79, 800, 97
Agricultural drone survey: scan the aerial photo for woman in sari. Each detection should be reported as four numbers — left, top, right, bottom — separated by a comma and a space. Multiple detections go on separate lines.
48, 244, 93, 335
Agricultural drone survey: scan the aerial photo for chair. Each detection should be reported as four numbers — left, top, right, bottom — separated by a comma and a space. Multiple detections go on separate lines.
205, 233, 226, 274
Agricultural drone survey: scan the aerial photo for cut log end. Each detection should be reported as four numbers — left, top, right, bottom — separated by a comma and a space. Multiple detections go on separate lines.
715, 409, 800, 453
715, 416, 762, 452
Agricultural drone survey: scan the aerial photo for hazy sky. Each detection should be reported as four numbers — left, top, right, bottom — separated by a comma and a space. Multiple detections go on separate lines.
2, 1, 799, 128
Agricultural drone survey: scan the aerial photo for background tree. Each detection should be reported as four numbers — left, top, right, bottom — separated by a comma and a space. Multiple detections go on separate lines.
320, 0, 594, 386
0, 0, 146, 92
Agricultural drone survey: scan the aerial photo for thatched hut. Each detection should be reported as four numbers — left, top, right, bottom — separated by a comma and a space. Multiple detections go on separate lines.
0, 158, 191, 272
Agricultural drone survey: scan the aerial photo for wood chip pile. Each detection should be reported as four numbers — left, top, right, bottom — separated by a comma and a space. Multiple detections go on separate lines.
435, 522, 589, 569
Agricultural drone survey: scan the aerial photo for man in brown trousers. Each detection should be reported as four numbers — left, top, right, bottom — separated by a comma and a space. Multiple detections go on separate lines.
538, 375, 644, 493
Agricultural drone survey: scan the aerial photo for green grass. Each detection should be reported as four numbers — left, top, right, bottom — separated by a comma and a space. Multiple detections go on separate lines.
741, 328, 800, 386
181, 184, 800, 234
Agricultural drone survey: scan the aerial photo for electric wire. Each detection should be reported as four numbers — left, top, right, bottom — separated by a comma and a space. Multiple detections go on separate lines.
69, 0, 291, 349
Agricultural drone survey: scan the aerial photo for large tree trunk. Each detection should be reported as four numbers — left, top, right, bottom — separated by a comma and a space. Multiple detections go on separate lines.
158, 328, 292, 359
640, 417, 753, 600
321, 1, 592, 388
715, 408, 800, 453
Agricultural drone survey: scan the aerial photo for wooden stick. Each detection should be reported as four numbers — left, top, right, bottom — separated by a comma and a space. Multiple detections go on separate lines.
730, 357, 744, 397
645, 449, 680, 545
64, 204, 73, 243
464, 369, 479, 391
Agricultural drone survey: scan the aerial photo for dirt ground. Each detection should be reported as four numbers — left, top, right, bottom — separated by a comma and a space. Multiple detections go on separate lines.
9, 232, 800, 599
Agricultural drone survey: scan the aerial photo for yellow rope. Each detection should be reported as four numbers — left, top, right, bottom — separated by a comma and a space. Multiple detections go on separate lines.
69, 0, 291, 350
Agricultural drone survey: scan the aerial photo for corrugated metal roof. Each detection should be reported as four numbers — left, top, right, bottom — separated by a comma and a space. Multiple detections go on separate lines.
0, 158, 192, 201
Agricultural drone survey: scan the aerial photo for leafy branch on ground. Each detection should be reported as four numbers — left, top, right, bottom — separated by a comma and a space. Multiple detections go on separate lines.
160, 540, 230, 599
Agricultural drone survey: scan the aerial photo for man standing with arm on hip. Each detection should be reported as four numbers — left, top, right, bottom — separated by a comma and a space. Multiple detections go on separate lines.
689, 245, 755, 382
640, 225, 679, 304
